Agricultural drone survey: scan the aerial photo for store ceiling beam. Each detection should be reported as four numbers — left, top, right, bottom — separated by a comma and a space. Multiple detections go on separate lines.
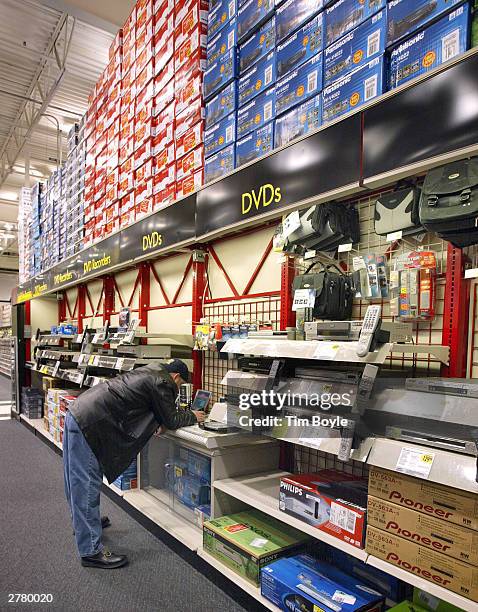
35, 0, 130, 33
0, 87, 83, 118
0, 13, 75, 189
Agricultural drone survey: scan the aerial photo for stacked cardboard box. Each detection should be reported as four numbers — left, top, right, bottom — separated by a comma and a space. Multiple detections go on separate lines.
21, 387, 44, 419
64, 120, 87, 258
46, 389, 81, 444
366, 467, 478, 604
113, 457, 138, 490
18, 187, 35, 282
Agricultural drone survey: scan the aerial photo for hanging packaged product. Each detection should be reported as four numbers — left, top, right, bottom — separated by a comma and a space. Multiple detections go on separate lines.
352, 254, 389, 300
389, 251, 437, 322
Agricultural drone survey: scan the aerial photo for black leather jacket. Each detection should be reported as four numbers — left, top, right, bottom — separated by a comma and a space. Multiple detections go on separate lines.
69, 364, 197, 482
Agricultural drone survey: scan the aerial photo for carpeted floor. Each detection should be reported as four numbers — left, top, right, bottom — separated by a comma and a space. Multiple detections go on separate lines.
0, 420, 264, 612
0, 374, 12, 401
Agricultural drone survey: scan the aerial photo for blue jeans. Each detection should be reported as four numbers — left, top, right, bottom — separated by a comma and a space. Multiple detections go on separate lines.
63, 411, 104, 558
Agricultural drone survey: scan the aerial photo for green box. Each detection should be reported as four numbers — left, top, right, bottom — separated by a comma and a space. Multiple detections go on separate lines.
413, 588, 463, 612
388, 602, 428, 612
203, 509, 309, 586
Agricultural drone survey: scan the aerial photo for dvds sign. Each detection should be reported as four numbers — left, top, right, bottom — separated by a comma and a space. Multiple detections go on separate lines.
142, 231, 163, 251
241, 184, 282, 215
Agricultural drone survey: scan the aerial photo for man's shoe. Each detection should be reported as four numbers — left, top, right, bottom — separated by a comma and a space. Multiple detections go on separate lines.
101, 515, 111, 529
81, 549, 128, 569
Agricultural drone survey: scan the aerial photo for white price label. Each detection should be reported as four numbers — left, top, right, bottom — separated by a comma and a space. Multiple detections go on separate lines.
333, 591, 356, 605
387, 230, 403, 242
116, 357, 125, 370
292, 288, 315, 311
304, 250, 316, 260
282, 211, 301, 238
53, 361, 61, 376
353, 256, 366, 271
313, 343, 339, 360
338, 243, 353, 253
396, 447, 435, 478
465, 268, 478, 279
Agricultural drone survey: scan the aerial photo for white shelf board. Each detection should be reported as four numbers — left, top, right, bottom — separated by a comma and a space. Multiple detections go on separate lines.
368, 556, 478, 612
213, 471, 368, 561
103, 476, 124, 497
122, 489, 202, 551
20, 414, 63, 451
197, 548, 278, 611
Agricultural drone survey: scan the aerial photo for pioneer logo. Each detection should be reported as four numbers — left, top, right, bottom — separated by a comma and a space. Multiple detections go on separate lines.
389, 491, 453, 519
142, 231, 163, 251
280, 482, 303, 496
386, 553, 451, 586
241, 184, 282, 215
385, 521, 451, 552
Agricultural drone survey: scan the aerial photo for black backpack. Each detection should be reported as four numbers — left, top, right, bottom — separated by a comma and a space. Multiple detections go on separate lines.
419, 158, 478, 247
292, 262, 354, 320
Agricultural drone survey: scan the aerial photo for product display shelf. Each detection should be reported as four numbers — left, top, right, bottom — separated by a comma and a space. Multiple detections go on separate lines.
102, 476, 125, 498
197, 548, 278, 612
367, 556, 477, 612
213, 471, 368, 561
0, 337, 13, 377
19, 414, 62, 451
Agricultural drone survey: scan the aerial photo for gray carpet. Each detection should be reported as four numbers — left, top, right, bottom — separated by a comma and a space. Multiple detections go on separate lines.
0, 374, 12, 401
0, 420, 263, 612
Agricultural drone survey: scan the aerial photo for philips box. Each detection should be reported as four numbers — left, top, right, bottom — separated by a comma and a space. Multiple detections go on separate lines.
237, 87, 275, 138
204, 111, 237, 158
239, 15, 275, 74
204, 48, 238, 100
276, 52, 323, 116
205, 144, 236, 183
387, 0, 466, 46
261, 555, 385, 612
277, 13, 325, 79
325, 0, 386, 46
324, 9, 386, 87
208, 0, 238, 41
237, 0, 275, 43
322, 55, 385, 123
276, 0, 324, 43
205, 81, 238, 129
207, 17, 238, 67
238, 50, 276, 107
274, 93, 321, 148
389, 5, 470, 90
236, 121, 274, 167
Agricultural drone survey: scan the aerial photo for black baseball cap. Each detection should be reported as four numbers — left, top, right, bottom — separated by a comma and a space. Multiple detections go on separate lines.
163, 359, 190, 383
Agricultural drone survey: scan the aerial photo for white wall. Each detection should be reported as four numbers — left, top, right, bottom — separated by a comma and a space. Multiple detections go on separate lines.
0, 274, 19, 301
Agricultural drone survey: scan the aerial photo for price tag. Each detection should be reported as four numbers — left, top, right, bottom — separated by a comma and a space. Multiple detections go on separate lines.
282, 210, 301, 238
333, 591, 356, 605
292, 288, 315, 311
88, 355, 95, 365
313, 343, 339, 360
353, 256, 366, 271
465, 268, 478, 279
396, 447, 435, 479
387, 230, 403, 242
304, 250, 316, 260
52, 361, 61, 377
116, 357, 125, 370
338, 243, 353, 253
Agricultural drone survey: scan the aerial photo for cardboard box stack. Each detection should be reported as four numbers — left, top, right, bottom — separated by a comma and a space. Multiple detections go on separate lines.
64, 120, 87, 258
366, 467, 478, 603
46, 389, 81, 444
21, 387, 44, 420
18, 187, 34, 283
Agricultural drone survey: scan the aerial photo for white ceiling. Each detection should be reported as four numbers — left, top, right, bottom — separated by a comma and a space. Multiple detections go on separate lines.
0, 0, 134, 265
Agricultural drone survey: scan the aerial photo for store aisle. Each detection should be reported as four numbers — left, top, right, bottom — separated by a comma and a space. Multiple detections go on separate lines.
0, 421, 261, 612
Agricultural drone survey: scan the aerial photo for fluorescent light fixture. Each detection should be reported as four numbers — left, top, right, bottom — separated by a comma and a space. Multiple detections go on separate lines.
0, 191, 18, 202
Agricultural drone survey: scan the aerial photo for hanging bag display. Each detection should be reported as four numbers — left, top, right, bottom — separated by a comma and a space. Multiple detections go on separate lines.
374, 186, 422, 237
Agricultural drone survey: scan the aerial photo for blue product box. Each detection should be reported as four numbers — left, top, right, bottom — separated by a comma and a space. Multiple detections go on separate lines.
277, 12, 325, 78
187, 449, 211, 483
237, 0, 275, 43
387, 0, 466, 46
204, 48, 238, 100
322, 54, 385, 123
237, 87, 276, 138
276, 52, 323, 116
205, 81, 238, 128
274, 93, 321, 148
238, 50, 276, 106
325, 0, 386, 46
205, 144, 236, 183
324, 9, 386, 86
276, 0, 324, 43
204, 111, 237, 158
239, 15, 276, 73
389, 4, 470, 89
236, 121, 274, 167
261, 555, 385, 612
208, 0, 238, 41
207, 17, 238, 68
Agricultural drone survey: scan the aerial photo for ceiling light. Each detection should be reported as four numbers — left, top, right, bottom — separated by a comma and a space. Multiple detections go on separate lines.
0, 191, 18, 202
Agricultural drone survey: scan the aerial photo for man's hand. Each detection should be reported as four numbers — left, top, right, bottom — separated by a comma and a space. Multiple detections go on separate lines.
193, 410, 206, 423
153, 425, 167, 438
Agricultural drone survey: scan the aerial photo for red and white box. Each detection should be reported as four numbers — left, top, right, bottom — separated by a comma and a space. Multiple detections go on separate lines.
119, 138, 134, 166
109, 30, 123, 61
175, 121, 204, 159
134, 139, 152, 170
122, 7, 136, 40
95, 165, 107, 187
175, 0, 208, 27
94, 225, 105, 243
96, 133, 107, 156
105, 202, 119, 223
106, 99, 121, 124
175, 46, 207, 84
84, 220, 95, 245
153, 164, 175, 195
176, 168, 203, 198
152, 79, 175, 117
108, 79, 122, 104
136, 69, 155, 103
153, 61, 174, 99
136, 19, 153, 56
84, 203, 95, 223
154, 0, 174, 34
136, 158, 154, 184
122, 45, 136, 75
107, 59, 122, 85
105, 218, 120, 236
136, 7, 153, 37
153, 16, 174, 74
135, 119, 154, 149
106, 167, 119, 190
175, 0, 208, 47
121, 191, 135, 215
154, 142, 175, 173
122, 30, 135, 56
176, 146, 204, 180
106, 151, 119, 175
175, 97, 205, 137
119, 157, 134, 197
95, 197, 106, 216
120, 209, 135, 228
153, 100, 175, 135
175, 72, 203, 117
174, 24, 207, 72
136, 42, 154, 74
154, 185, 176, 210
135, 197, 154, 219
136, 0, 154, 26
121, 68, 136, 99
107, 118, 120, 143
152, 124, 174, 155
135, 179, 153, 204
105, 182, 118, 207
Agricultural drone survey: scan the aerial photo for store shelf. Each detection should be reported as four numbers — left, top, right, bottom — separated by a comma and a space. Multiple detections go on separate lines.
103, 476, 124, 498
213, 471, 368, 561
197, 548, 278, 612
367, 556, 477, 612
20, 414, 62, 451
122, 489, 202, 551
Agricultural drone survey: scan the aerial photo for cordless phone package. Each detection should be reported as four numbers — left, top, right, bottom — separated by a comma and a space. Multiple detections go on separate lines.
237, 87, 276, 138
275, 53, 323, 116
274, 93, 322, 148
205, 144, 236, 183
239, 16, 276, 74
205, 81, 238, 129
238, 51, 276, 107
388, 5, 471, 90
275, 0, 324, 44
324, 9, 387, 87
276, 12, 325, 79
204, 111, 237, 158
236, 121, 274, 167
325, 0, 387, 46
207, 0, 238, 42
322, 55, 386, 123
207, 16, 238, 67
204, 48, 238, 101
237, 0, 275, 43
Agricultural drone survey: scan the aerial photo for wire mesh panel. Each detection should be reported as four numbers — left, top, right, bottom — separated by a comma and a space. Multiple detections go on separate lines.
294, 447, 369, 479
